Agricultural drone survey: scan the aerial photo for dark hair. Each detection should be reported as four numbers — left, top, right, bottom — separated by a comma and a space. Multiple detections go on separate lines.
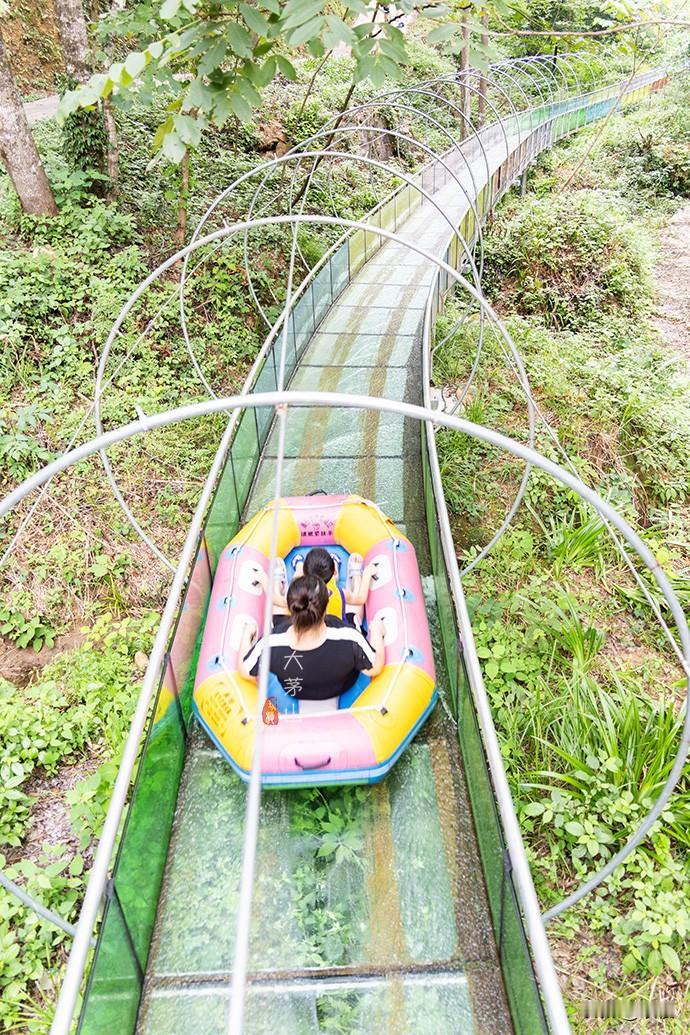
303, 547, 335, 583
287, 575, 328, 633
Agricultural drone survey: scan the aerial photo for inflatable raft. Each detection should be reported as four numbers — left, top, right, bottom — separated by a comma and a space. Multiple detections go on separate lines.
193, 494, 436, 787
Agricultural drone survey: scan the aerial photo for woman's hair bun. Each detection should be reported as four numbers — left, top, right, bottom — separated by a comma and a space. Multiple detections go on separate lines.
287, 575, 328, 631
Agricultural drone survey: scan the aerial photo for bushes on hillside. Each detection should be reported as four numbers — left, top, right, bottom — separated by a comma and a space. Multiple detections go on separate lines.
483, 190, 652, 329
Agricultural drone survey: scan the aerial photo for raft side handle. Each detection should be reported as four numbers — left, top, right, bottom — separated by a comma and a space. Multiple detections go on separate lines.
294, 755, 332, 770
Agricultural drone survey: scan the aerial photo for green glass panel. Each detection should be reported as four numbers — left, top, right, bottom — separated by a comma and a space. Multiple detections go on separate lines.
343, 282, 430, 310
254, 354, 277, 444
169, 548, 211, 722
500, 878, 549, 1035
205, 451, 241, 571
330, 242, 349, 296
318, 305, 423, 337
312, 263, 333, 324
293, 288, 316, 359
379, 196, 397, 232
230, 410, 260, 512
348, 231, 366, 277
114, 667, 186, 967
364, 209, 382, 260
250, 455, 407, 523
389, 743, 458, 962
139, 976, 476, 1035
77, 895, 141, 1035
301, 331, 417, 368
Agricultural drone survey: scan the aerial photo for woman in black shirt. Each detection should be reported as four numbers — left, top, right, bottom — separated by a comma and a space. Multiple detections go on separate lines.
239, 575, 385, 713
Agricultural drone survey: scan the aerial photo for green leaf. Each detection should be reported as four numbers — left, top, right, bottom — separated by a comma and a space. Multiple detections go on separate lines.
647, 948, 663, 976
69, 855, 84, 876
324, 16, 356, 47
174, 114, 202, 147
275, 55, 297, 80
228, 90, 253, 122
160, 0, 182, 19
185, 78, 215, 111
162, 130, 187, 164
523, 802, 545, 816
282, 0, 325, 30
427, 23, 459, 44
226, 22, 253, 59
123, 51, 147, 79
485, 660, 499, 679
660, 943, 681, 973
565, 821, 585, 836
622, 952, 638, 975
235, 77, 261, 108
286, 16, 323, 47
198, 40, 227, 76
240, 3, 271, 36
253, 57, 276, 88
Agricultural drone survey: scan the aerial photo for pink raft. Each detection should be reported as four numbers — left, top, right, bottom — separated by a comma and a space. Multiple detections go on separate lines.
193, 494, 437, 787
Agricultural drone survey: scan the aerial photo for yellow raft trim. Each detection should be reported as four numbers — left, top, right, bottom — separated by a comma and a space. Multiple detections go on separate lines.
352, 663, 436, 764
335, 496, 410, 557
196, 671, 259, 773
225, 502, 300, 559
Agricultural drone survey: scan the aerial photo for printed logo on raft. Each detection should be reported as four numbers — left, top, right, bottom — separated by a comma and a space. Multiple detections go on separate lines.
299, 517, 335, 540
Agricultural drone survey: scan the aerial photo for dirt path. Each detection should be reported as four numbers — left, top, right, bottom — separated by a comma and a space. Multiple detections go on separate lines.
652, 202, 690, 366
24, 93, 59, 124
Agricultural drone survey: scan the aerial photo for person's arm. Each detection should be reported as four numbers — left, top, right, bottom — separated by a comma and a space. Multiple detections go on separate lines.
255, 568, 288, 612
238, 623, 259, 680
366, 617, 386, 678
345, 561, 377, 606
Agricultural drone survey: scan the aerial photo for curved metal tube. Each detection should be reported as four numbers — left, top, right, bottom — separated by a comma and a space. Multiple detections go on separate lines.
96, 146, 482, 567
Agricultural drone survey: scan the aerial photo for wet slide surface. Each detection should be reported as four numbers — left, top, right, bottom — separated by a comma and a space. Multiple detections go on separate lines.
137, 131, 518, 1033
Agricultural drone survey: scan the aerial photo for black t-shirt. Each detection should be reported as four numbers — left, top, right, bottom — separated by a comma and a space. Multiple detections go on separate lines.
244, 620, 376, 701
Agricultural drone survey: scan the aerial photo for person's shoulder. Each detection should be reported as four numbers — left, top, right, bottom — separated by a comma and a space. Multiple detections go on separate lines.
324, 615, 346, 627
324, 623, 367, 644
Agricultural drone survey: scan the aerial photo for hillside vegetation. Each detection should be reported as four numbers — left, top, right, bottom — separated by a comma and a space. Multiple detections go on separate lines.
435, 76, 690, 1030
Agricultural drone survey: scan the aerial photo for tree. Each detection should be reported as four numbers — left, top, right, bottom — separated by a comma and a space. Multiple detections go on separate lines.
0, 31, 58, 216
58, 0, 682, 170
53, 0, 90, 82
58, 0, 420, 165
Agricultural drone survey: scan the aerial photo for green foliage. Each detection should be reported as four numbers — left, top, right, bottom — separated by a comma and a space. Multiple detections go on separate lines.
58, 0, 420, 162
67, 760, 120, 850
0, 844, 83, 1033
283, 97, 327, 142
288, 785, 369, 966
546, 503, 608, 577
0, 616, 157, 1030
0, 614, 157, 847
58, 75, 107, 176
557, 76, 690, 203
437, 78, 690, 1000
482, 190, 652, 329
0, 405, 53, 484
0, 591, 57, 652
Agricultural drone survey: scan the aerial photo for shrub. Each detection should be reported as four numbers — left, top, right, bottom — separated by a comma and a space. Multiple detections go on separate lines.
482, 190, 652, 329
